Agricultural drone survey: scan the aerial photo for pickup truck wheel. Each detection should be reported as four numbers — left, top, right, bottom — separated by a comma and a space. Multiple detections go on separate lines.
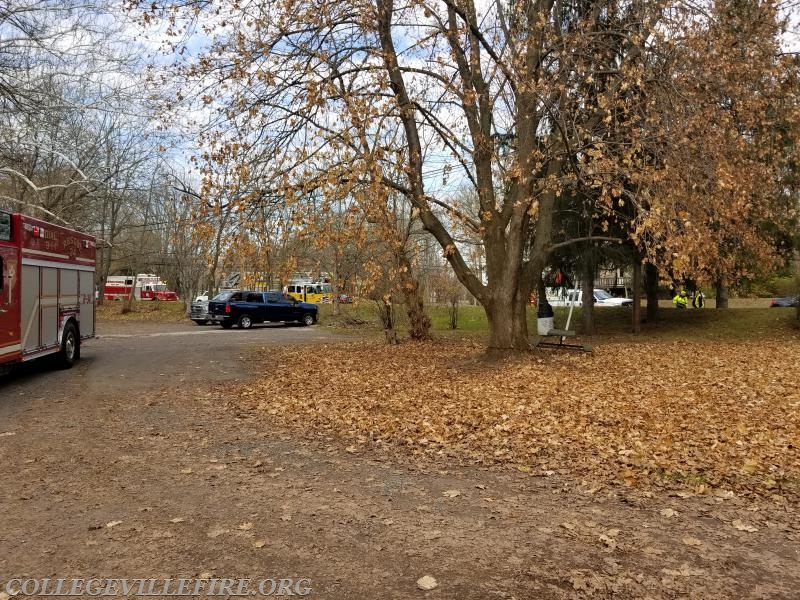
220, 321, 233, 329
301, 313, 315, 326
59, 322, 79, 369
238, 315, 253, 329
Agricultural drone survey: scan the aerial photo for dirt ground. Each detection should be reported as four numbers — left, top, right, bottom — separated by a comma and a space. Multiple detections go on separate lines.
0, 321, 798, 599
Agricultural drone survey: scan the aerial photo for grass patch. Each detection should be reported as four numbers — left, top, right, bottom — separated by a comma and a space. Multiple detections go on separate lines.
96, 300, 187, 323
563, 304, 799, 343
97, 295, 799, 345
317, 300, 799, 344
317, 302, 379, 328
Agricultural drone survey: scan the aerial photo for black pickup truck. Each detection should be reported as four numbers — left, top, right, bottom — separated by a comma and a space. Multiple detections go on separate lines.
208, 290, 318, 329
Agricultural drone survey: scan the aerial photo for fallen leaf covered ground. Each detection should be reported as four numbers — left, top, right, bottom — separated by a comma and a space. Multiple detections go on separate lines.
4, 321, 799, 599
236, 339, 800, 499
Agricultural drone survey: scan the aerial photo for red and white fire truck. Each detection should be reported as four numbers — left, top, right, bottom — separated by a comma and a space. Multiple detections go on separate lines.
0, 211, 96, 371
103, 274, 178, 301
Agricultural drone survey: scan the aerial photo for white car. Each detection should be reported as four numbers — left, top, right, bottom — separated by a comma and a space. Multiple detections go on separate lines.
547, 289, 632, 307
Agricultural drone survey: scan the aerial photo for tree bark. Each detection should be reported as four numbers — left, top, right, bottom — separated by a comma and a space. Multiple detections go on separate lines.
581, 261, 596, 336
379, 294, 399, 344
375, 0, 552, 350
475, 256, 533, 351
331, 261, 340, 317
512, 278, 532, 347
398, 255, 431, 341
448, 300, 458, 329
644, 262, 659, 322
632, 259, 642, 333
485, 294, 530, 350
715, 279, 729, 309
536, 274, 549, 310
389, 240, 431, 340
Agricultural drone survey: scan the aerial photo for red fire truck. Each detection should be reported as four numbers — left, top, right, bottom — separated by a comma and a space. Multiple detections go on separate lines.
0, 211, 96, 371
103, 274, 178, 301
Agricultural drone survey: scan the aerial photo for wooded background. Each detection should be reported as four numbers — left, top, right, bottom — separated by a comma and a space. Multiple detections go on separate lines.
2, 0, 798, 347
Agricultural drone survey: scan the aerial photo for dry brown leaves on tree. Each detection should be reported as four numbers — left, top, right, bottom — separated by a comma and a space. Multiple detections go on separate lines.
232, 339, 799, 500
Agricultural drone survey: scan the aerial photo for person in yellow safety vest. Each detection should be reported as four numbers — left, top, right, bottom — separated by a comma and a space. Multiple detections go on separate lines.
673, 290, 688, 309
693, 289, 706, 308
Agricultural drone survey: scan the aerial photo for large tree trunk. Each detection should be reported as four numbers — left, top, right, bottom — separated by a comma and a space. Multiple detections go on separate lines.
400, 274, 431, 340
512, 279, 532, 347
715, 279, 729, 309
581, 261, 596, 335
644, 262, 660, 322
376, 0, 549, 351
398, 254, 431, 340
480, 245, 536, 350
536, 274, 549, 311
485, 291, 530, 350
480, 259, 532, 351
379, 294, 399, 345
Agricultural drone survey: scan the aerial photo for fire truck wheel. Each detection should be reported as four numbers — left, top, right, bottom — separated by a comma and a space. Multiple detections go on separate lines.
59, 322, 79, 369
238, 315, 253, 329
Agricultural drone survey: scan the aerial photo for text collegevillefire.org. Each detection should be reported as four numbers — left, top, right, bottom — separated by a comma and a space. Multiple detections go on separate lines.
4, 578, 312, 597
